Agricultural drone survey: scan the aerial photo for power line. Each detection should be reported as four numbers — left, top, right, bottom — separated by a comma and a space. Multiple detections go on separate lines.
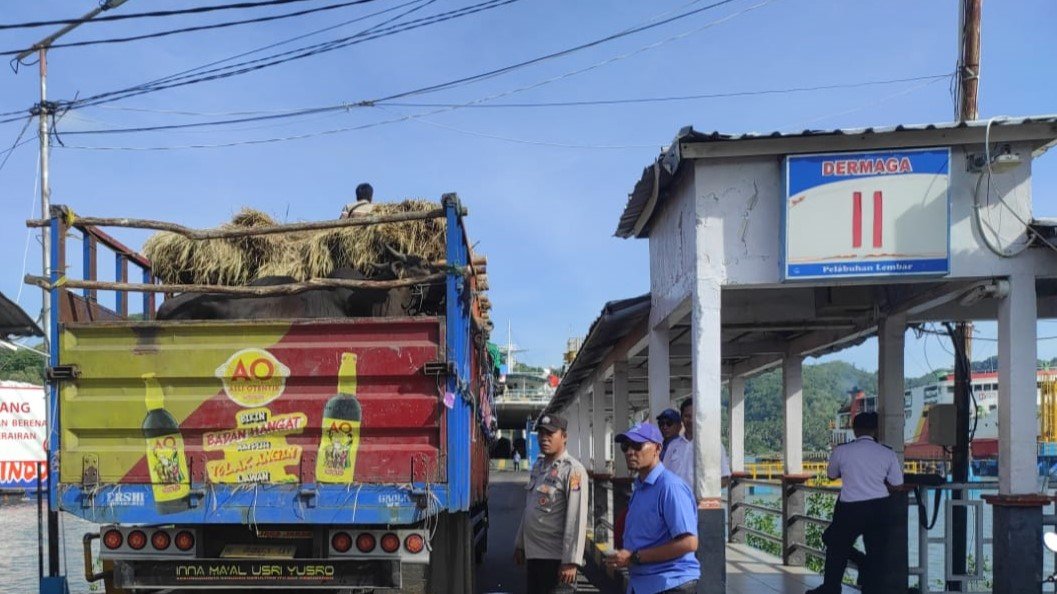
0, 116, 33, 176
61, 0, 519, 111
55, 0, 776, 149
374, 0, 745, 103
57, 0, 778, 136
0, 0, 383, 57
82, 74, 951, 119
381, 74, 953, 108
0, 0, 323, 31
0, 0, 428, 121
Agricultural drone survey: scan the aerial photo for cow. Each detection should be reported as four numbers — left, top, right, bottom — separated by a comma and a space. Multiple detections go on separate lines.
155, 246, 445, 321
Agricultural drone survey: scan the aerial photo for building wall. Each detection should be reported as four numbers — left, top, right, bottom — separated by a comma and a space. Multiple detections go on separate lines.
677, 141, 1056, 288
648, 166, 697, 326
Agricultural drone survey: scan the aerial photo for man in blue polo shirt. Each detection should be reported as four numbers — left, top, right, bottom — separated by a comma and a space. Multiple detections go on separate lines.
604, 422, 700, 594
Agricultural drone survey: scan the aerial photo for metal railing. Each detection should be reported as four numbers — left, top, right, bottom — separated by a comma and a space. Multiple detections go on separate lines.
727, 474, 1055, 594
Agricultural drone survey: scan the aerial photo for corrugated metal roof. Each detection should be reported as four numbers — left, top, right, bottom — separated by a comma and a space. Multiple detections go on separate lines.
0, 291, 43, 339
546, 294, 649, 415
616, 115, 1057, 238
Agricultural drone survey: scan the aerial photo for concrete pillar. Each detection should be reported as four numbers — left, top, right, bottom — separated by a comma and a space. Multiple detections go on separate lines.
592, 377, 608, 474
877, 314, 907, 455
782, 356, 804, 475
613, 361, 631, 478
877, 314, 908, 593
998, 272, 1038, 495
578, 390, 591, 465
729, 377, 745, 473
989, 272, 1044, 594
691, 275, 724, 593
782, 475, 809, 566
568, 393, 583, 461
648, 324, 671, 420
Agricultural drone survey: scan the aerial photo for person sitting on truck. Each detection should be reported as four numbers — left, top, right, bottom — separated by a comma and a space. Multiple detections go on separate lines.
514, 413, 589, 593
340, 182, 375, 218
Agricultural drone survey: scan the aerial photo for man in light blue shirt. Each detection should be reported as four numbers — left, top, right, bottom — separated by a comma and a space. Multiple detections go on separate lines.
605, 422, 700, 594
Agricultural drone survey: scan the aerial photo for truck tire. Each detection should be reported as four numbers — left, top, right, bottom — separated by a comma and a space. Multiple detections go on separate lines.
427, 511, 475, 594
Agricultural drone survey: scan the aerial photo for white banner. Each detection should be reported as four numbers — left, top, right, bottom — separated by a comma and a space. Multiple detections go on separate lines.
0, 382, 46, 461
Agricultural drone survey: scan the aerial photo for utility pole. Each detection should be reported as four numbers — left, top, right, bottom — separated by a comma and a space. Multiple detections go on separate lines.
949, 4, 981, 590
15, 2, 131, 590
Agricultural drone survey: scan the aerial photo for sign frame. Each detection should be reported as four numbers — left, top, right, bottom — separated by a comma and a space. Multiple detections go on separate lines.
781, 146, 951, 281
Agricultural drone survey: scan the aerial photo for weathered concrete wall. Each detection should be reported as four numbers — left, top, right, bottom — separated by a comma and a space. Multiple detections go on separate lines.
648, 166, 697, 327
678, 142, 1057, 288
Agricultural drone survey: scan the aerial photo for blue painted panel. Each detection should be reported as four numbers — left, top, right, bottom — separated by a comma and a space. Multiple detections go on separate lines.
59, 483, 449, 525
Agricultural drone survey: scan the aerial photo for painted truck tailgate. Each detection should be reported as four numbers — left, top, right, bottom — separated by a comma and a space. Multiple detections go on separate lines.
59, 318, 446, 494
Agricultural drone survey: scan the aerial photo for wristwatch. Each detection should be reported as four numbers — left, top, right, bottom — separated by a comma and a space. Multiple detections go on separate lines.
630, 550, 641, 565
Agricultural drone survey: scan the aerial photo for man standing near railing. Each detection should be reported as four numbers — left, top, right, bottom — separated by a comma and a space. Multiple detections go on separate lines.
665, 398, 730, 489
807, 412, 903, 594
605, 422, 700, 594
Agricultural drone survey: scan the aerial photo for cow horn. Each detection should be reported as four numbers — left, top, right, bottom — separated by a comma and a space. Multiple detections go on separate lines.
384, 243, 408, 262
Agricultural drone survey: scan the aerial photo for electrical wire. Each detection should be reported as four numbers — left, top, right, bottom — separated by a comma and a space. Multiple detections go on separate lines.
0, 116, 33, 176
0, 0, 384, 57
54, 0, 774, 139
84, 73, 954, 116
0, 0, 325, 31
59, 0, 520, 111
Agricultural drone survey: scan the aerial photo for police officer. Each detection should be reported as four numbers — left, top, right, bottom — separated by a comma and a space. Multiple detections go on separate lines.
514, 413, 589, 593
807, 412, 903, 594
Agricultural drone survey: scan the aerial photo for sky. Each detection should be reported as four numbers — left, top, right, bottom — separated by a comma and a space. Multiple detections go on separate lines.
0, 0, 1055, 378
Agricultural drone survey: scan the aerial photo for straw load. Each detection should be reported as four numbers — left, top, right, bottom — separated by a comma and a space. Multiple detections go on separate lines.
143, 200, 446, 285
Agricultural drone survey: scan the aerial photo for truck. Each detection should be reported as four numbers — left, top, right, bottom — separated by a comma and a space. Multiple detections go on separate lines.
36, 195, 494, 592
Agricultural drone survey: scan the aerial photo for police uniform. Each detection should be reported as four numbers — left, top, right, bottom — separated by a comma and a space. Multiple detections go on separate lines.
514, 415, 589, 594
810, 415, 903, 594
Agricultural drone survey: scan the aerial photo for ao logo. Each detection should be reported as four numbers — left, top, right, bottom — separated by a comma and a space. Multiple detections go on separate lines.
215, 348, 291, 408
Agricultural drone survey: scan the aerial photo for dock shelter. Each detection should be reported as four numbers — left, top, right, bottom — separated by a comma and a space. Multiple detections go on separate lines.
547, 116, 1057, 593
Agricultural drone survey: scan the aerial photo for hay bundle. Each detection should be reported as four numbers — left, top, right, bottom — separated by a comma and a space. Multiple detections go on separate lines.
143, 201, 446, 285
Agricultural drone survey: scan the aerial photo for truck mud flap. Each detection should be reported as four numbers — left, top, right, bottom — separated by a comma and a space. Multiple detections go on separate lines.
113, 558, 399, 589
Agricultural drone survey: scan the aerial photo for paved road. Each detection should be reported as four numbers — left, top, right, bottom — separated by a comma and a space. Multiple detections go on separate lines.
477, 471, 606, 594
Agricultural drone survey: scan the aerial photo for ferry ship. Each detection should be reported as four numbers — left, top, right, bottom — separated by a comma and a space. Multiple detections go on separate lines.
831, 371, 1057, 476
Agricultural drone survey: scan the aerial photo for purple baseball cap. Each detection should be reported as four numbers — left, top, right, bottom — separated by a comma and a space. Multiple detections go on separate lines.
615, 422, 663, 445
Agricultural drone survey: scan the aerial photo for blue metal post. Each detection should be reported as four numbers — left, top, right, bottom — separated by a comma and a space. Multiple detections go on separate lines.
115, 253, 125, 314
42, 211, 70, 594
142, 268, 152, 318
81, 236, 91, 299
445, 195, 471, 512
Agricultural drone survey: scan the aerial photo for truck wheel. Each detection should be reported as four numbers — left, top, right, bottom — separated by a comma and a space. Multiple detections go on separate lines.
427, 511, 475, 594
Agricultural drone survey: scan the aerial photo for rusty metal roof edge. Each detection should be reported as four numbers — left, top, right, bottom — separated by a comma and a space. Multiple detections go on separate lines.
0, 291, 43, 339
546, 294, 650, 415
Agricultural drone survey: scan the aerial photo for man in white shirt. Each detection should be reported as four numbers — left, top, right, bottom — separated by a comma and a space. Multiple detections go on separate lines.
807, 412, 903, 594
665, 398, 730, 490
340, 183, 375, 218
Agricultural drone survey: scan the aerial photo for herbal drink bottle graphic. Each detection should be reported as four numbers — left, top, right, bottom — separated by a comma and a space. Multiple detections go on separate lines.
316, 353, 362, 483
141, 372, 190, 513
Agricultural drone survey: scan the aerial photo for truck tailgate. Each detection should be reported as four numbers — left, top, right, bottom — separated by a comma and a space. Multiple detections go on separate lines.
59, 318, 445, 490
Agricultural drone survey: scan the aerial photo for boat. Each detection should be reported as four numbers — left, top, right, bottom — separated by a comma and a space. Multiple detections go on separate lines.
830, 371, 1057, 478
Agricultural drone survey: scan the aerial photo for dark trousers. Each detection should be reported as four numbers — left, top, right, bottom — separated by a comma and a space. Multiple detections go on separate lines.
821, 497, 891, 594
631, 580, 698, 594
527, 559, 576, 594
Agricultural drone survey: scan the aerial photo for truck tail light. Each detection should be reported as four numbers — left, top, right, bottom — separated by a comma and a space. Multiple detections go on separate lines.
331, 532, 352, 553
127, 530, 147, 550
355, 533, 376, 553
404, 533, 424, 554
174, 531, 195, 552
380, 533, 400, 553
151, 531, 171, 551
102, 530, 123, 550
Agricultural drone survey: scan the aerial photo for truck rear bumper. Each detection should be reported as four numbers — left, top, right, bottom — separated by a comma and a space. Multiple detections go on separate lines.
113, 558, 400, 589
